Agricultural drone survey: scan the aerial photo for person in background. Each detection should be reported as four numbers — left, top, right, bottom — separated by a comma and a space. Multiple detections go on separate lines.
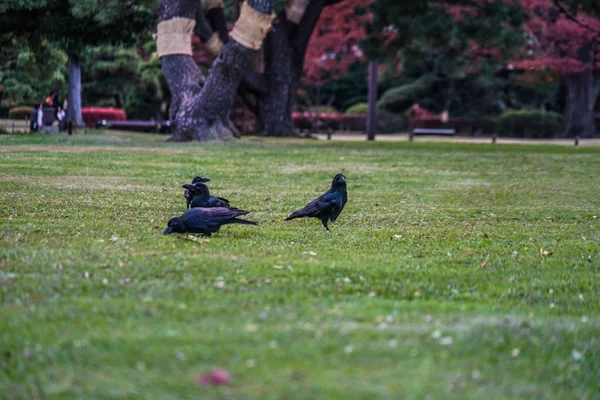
46, 87, 60, 119
37, 103, 43, 132
57, 106, 66, 131
30, 103, 43, 132
29, 104, 40, 132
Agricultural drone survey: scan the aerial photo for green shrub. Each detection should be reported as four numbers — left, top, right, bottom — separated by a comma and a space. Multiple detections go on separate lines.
346, 103, 369, 114
496, 110, 564, 138
377, 110, 408, 133
377, 74, 437, 112
8, 106, 34, 120
309, 106, 338, 114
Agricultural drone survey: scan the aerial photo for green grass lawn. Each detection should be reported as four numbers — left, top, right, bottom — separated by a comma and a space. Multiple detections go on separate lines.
1, 131, 599, 399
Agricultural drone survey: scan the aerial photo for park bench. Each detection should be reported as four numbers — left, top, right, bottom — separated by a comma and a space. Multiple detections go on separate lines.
96, 120, 172, 134
409, 127, 455, 141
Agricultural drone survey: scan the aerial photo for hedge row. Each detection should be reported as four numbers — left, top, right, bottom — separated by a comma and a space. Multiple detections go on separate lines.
495, 109, 564, 138
8, 106, 34, 120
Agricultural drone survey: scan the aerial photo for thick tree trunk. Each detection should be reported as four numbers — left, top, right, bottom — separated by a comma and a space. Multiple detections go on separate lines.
258, 0, 324, 137
257, 13, 296, 137
563, 69, 600, 138
160, 0, 272, 141
67, 55, 84, 127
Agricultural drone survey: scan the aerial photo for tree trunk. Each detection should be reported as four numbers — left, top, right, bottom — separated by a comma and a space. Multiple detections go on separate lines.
160, 0, 272, 142
67, 55, 84, 127
257, 13, 296, 137
563, 69, 600, 138
258, 0, 324, 137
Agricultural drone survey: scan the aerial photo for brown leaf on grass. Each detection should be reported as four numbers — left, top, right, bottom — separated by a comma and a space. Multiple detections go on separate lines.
480, 255, 490, 269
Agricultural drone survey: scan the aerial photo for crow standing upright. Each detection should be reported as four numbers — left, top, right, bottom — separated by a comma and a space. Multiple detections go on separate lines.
183, 182, 240, 210
285, 173, 347, 230
183, 176, 211, 209
163, 207, 258, 236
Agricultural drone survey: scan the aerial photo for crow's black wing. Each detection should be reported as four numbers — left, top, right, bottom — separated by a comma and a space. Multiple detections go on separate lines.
286, 191, 338, 219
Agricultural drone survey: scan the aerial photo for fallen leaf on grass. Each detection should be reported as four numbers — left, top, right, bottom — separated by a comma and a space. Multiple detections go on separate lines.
185, 235, 210, 244
302, 251, 317, 256
480, 255, 490, 269
197, 369, 231, 386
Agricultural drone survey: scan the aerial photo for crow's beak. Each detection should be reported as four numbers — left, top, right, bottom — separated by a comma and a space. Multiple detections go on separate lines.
182, 184, 194, 190
340, 175, 346, 183
200, 177, 210, 182
162, 226, 173, 235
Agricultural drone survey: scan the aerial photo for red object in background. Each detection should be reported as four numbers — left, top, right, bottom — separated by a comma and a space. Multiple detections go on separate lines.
81, 107, 127, 127
411, 104, 436, 119
197, 369, 231, 386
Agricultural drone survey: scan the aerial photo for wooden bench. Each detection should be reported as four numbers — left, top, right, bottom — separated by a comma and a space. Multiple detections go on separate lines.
96, 120, 172, 134
410, 127, 455, 141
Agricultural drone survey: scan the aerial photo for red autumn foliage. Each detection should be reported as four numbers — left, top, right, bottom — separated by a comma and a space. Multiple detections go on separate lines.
512, 0, 600, 74
81, 107, 127, 127
303, 0, 371, 85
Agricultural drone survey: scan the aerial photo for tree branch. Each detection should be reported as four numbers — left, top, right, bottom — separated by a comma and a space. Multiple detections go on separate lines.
291, 0, 325, 59
206, 6, 229, 43
553, 0, 600, 33
194, 2, 214, 42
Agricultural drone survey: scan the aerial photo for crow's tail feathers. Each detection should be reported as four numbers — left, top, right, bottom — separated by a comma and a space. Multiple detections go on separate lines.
284, 210, 305, 221
231, 218, 259, 226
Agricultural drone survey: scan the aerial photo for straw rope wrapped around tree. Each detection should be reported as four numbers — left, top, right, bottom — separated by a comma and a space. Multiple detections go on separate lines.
156, 0, 343, 141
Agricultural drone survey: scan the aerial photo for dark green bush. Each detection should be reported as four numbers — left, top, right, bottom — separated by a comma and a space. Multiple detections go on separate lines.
496, 110, 564, 138
8, 106, 34, 120
377, 110, 408, 133
346, 103, 368, 114
309, 106, 338, 114
377, 74, 437, 112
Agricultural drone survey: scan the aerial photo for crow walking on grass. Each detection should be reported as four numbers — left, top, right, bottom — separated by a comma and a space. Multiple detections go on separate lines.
183, 182, 239, 210
285, 173, 347, 230
183, 176, 211, 209
163, 207, 258, 236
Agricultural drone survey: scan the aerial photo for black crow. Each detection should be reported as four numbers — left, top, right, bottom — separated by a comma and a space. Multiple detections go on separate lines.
163, 207, 258, 236
285, 173, 347, 230
184, 176, 211, 209
182, 182, 239, 210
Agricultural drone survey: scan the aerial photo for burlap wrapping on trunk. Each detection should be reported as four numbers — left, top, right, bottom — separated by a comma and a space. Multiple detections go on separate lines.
204, 32, 224, 57
153, 17, 196, 57
230, 2, 276, 50
286, 0, 310, 24
204, 0, 224, 10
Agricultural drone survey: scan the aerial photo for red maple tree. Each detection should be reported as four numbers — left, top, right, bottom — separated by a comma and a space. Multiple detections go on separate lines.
512, 0, 600, 137
302, 0, 370, 85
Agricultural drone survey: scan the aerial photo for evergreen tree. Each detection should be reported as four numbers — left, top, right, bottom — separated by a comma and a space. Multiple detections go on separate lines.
0, 0, 154, 126
362, 0, 527, 116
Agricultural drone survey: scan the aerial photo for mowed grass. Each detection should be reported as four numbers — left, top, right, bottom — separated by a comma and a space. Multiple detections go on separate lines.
0, 131, 599, 399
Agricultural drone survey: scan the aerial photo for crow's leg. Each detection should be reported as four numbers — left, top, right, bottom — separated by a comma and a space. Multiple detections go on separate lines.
321, 218, 330, 231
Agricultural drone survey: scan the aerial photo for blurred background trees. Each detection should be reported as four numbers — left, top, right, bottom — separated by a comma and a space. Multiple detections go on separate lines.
1, 0, 598, 138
